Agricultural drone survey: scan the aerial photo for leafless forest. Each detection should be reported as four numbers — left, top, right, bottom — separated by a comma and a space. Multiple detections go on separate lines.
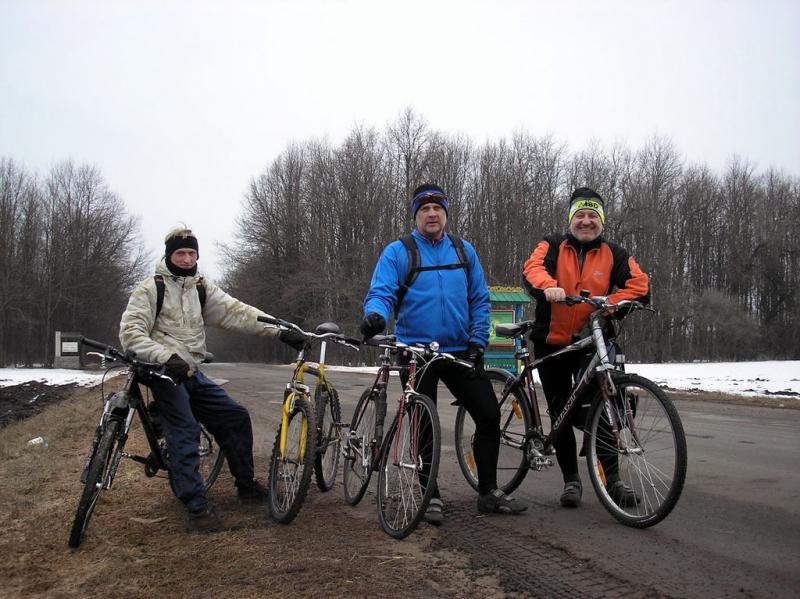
3, 111, 799, 365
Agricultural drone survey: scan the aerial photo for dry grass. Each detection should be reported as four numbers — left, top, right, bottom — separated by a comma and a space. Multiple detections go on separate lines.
0, 383, 497, 599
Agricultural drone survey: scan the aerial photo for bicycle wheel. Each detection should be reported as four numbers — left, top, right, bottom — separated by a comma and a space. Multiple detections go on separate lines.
377, 393, 440, 539
314, 385, 341, 492
585, 373, 687, 528
455, 368, 532, 494
197, 424, 225, 490
342, 388, 382, 506
68, 418, 121, 548
267, 396, 317, 524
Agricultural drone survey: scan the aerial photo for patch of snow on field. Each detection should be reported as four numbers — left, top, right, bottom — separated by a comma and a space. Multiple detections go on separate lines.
330, 361, 800, 399
0, 368, 106, 388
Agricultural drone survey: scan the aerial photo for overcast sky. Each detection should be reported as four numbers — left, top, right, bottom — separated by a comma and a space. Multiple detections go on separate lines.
2, 0, 798, 278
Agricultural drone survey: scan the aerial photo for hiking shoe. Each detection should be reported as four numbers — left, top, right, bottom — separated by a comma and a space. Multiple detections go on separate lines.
560, 480, 582, 508
477, 489, 528, 515
186, 506, 224, 534
237, 480, 269, 504
607, 480, 640, 507
423, 498, 444, 525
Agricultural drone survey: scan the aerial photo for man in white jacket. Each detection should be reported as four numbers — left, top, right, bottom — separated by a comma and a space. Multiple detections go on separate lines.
120, 226, 304, 533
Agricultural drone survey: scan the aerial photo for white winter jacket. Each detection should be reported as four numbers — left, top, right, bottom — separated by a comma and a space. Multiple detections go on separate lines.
119, 258, 279, 369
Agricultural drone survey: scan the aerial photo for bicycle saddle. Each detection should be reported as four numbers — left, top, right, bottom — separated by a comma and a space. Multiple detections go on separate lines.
315, 322, 341, 335
495, 320, 534, 339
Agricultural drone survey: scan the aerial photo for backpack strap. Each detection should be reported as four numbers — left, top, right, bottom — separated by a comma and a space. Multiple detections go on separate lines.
154, 275, 165, 320
153, 275, 206, 321
395, 236, 420, 317
394, 234, 470, 317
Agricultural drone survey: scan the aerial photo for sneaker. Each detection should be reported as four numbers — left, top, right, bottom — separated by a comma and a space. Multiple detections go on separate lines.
423, 497, 444, 525
236, 480, 269, 504
186, 505, 224, 534
477, 489, 528, 515
607, 480, 640, 507
560, 480, 582, 508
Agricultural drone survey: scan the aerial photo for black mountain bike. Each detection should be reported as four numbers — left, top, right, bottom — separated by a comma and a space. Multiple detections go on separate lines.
68, 338, 225, 548
454, 296, 687, 528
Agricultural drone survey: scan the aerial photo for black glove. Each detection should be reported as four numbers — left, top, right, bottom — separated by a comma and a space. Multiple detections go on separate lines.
279, 329, 308, 352
466, 342, 485, 379
359, 312, 386, 340
164, 353, 191, 383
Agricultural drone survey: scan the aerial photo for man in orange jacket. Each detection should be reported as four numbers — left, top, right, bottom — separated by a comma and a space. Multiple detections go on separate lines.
522, 187, 649, 508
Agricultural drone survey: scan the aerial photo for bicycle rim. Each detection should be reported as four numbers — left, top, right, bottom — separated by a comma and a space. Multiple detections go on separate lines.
377, 394, 440, 539
314, 387, 341, 492
68, 418, 121, 548
268, 400, 317, 524
586, 373, 687, 528
342, 389, 379, 506
455, 368, 531, 494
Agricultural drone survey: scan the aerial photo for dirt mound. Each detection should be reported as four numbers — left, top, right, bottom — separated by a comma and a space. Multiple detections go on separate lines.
0, 381, 79, 427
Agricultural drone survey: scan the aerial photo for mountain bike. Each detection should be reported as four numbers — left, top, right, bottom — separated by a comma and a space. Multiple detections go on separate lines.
256, 315, 359, 524
68, 338, 225, 548
454, 295, 687, 528
342, 336, 470, 539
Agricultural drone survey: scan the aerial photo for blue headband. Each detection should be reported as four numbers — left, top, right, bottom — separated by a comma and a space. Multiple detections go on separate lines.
411, 190, 449, 216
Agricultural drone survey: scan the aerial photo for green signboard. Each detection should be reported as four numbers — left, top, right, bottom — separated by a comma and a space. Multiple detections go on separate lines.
489, 309, 515, 346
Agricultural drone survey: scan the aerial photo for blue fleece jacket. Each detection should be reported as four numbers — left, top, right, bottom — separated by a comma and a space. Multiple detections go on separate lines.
363, 230, 491, 351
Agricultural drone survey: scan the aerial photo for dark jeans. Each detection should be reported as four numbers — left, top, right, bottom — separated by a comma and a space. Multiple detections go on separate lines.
401, 351, 501, 495
149, 371, 255, 513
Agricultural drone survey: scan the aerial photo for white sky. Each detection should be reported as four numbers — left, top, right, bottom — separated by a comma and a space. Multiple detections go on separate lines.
2, 361, 799, 399
2, 0, 799, 278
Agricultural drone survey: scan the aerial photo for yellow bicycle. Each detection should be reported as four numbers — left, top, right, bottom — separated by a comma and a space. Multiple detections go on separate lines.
257, 315, 358, 523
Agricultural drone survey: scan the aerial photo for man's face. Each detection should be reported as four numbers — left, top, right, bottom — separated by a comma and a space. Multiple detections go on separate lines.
170, 248, 198, 269
415, 202, 447, 241
569, 209, 604, 242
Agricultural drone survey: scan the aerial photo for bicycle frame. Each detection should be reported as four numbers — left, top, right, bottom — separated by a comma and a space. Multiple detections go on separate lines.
502, 306, 630, 463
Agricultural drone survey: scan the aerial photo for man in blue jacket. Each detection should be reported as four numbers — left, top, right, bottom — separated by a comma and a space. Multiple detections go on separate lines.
361, 183, 527, 523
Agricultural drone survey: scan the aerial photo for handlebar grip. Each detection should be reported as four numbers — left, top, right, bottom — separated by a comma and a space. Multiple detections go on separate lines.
257, 315, 277, 324
342, 336, 362, 346
81, 337, 111, 352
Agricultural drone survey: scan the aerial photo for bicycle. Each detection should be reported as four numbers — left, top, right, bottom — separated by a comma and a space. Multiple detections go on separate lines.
454, 295, 687, 528
256, 315, 359, 524
68, 338, 225, 548
342, 336, 470, 539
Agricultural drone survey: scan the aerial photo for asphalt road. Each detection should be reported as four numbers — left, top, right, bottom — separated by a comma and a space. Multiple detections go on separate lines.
204, 362, 800, 598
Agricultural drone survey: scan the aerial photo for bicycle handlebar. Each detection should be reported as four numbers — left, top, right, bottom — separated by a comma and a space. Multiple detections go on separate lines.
80, 337, 172, 380
363, 336, 474, 370
256, 315, 360, 351
562, 296, 653, 313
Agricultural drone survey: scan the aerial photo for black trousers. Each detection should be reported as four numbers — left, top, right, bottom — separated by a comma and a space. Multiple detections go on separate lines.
534, 342, 620, 485
401, 350, 501, 495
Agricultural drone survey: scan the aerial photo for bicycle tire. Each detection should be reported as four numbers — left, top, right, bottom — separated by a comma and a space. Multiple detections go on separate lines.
314, 385, 342, 492
455, 368, 532, 494
377, 393, 440, 539
197, 424, 225, 490
342, 388, 382, 506
68, 418, 121, 548
585, 373, 687, 528
267, 396, 317, 524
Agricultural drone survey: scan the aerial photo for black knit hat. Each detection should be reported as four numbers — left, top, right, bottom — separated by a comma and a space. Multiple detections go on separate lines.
411, 183, 448, 217
164, 230, 199, 259
570, 187, 603, 204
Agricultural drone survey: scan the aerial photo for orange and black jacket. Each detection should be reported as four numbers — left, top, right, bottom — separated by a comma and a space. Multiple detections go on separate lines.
522, 233, 650, 346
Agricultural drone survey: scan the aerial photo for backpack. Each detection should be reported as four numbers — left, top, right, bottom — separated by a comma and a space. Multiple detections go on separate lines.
154, 275, 206, 320
395, 233, 470, 316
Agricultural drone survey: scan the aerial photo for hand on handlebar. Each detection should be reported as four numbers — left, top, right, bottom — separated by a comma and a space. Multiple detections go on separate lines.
359, 312, 386, 340
279, 329, 309, 351
544, 287, 566, 303
465, 342, 485, 379
164, 354, 191, 384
